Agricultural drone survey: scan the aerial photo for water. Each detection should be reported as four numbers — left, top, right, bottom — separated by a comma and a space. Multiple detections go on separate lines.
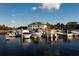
0, 35, 79, 56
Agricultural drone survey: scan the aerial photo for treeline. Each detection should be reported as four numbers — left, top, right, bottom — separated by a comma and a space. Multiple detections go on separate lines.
29, 22, 79, 30
0, 21, 79, 30
0, 25, 13, 30
46, 22, 79, 30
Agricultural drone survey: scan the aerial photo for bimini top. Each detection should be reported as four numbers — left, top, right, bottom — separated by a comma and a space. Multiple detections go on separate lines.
22, 30, 30, 33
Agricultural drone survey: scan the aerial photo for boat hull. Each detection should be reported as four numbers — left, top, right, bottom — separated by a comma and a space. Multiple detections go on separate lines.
23, 34, 31, 39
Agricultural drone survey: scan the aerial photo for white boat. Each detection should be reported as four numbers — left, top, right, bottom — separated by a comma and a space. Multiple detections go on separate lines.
67, 33, 73, 37
71, 30, 79, 36
5, 31, 16, 40
31, 30, 42, 39
57, 30, 73, 38
5, 35, 15, 40
57, 32, 66, 35
6, 31, 16, 37
22, 30, 31, 39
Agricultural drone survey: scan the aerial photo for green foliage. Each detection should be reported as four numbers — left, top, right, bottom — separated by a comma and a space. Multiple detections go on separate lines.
28, 21, 79, 30
66, 22, 78, 30
0, 24, 12, 30
1, 21, 79, 30
30, 22, 43, 25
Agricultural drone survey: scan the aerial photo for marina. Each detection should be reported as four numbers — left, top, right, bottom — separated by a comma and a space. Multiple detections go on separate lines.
0, 3, 79, 56
5, 29, 79, 40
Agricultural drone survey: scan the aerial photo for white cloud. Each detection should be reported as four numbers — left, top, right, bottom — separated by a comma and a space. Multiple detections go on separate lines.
32, 3, 61, 12
39, 3, 61, 11
32, 7, 37, 11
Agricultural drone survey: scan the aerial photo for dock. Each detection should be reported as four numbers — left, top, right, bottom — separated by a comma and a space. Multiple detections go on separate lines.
4, 29, 79, 41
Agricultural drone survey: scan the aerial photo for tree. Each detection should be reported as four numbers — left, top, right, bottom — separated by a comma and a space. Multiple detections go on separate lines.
66, 22, 78, 30
31, 22, 43, 25
0, 24, 13, 30
61, 23, 65, 29
54, 23, 61, 29
76, 24, 79, 29
50, 25, 54, 29
36, 22, 43, 24
46, 22, 51, 29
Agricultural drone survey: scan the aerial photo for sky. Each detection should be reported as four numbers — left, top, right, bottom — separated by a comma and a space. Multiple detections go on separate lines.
0, 3, 79, 27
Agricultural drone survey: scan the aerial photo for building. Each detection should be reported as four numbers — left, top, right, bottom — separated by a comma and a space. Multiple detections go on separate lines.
28, 24, 47, 30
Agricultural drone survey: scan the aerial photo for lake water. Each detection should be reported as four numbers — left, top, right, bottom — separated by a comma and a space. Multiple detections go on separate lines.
0, 35, 79, 56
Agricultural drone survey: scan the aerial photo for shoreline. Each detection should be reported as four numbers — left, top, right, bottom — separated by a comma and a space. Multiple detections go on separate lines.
0, 30, 14, 34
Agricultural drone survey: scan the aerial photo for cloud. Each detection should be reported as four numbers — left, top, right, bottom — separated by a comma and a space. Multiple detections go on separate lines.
39, 3, 61, 11
32, 7, 37, 11
32, 3, 61, 12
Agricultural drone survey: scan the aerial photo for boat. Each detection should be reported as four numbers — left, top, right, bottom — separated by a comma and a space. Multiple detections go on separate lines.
5, 34, 15, 40
6, 31, 16, 37
5, 36, 15, 40
15, 30, 21, 37
57, 30, 73, 38
67, 33, 73, 37
42, 30, 47, 38
31, 30, 42, 39
57, 30, 67, 36
21, 29, 31, 39
8, 33, 15, 37
71, 30, 79, 36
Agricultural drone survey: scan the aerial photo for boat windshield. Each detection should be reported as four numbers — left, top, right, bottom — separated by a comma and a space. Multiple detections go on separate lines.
23, 33, 30, 34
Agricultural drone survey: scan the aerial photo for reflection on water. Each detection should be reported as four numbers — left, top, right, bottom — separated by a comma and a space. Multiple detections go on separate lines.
21, 38, 32, 48
31, 38, 40, 44
0, 35, 79, 55
5, 37, 15, 43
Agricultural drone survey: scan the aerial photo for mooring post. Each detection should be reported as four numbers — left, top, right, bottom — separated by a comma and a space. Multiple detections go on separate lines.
21, 29, 23, 41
